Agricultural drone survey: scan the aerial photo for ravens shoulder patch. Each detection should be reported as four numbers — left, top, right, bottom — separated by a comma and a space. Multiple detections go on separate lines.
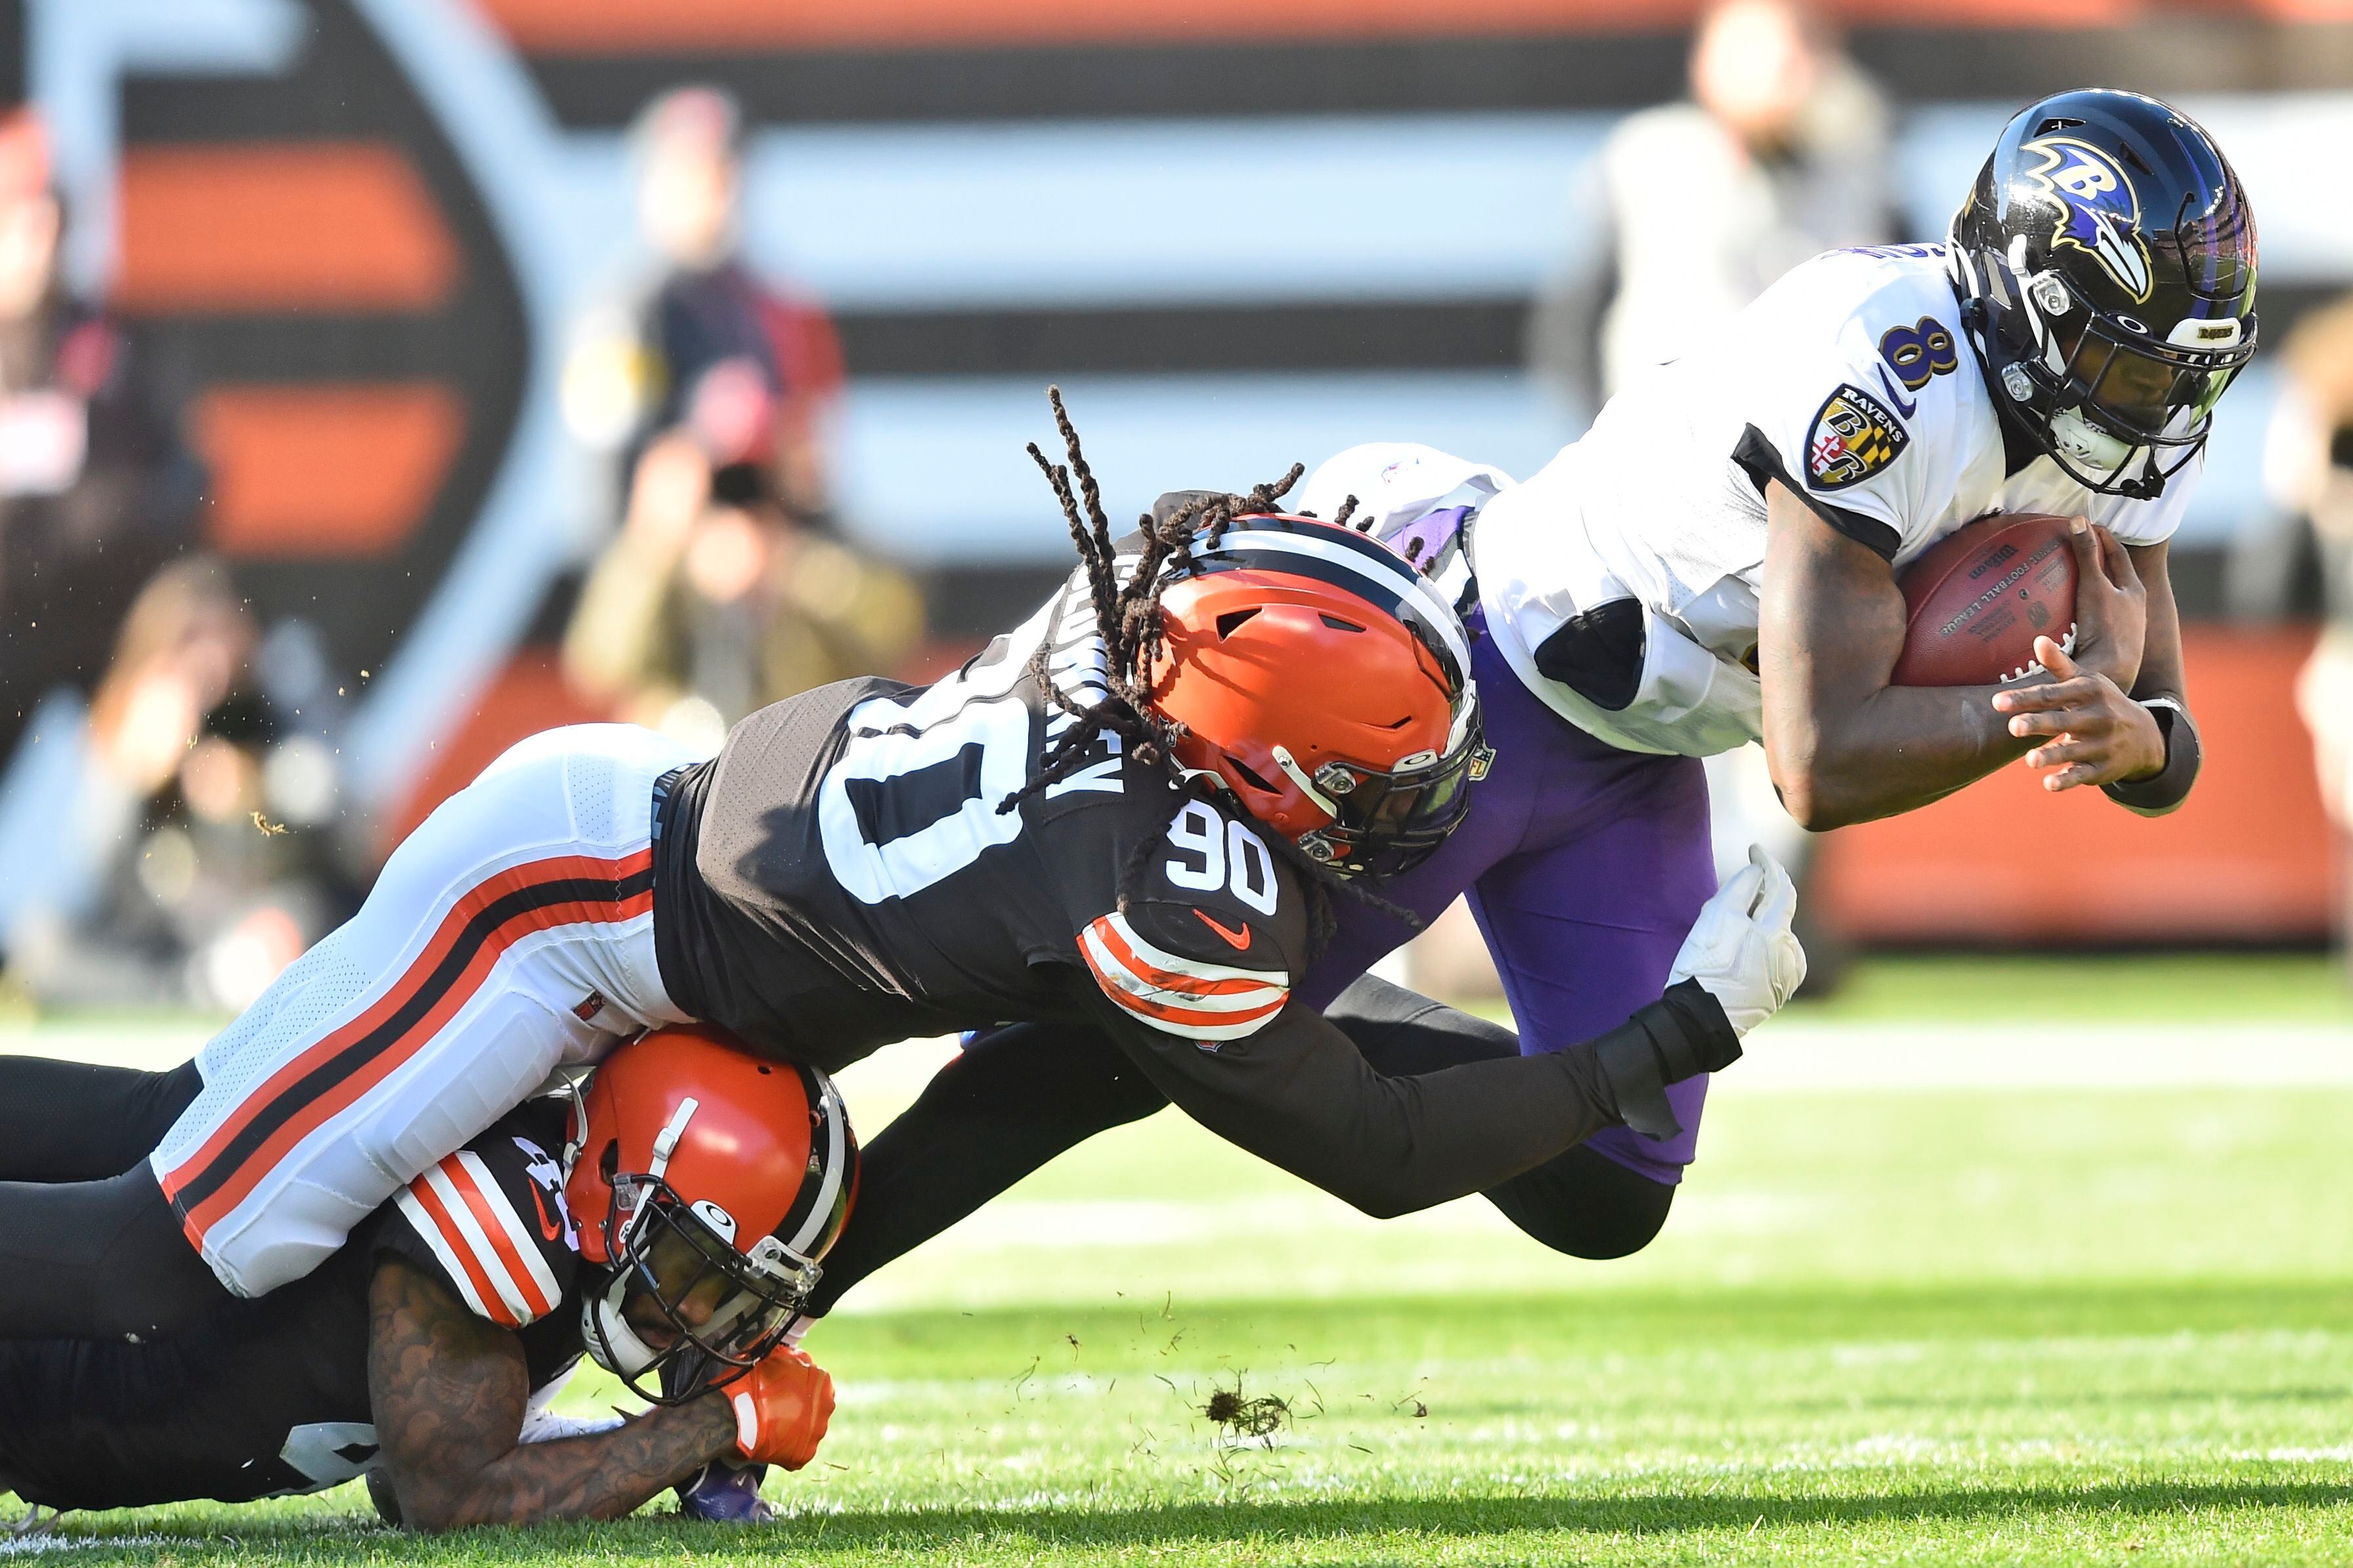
1805, 383, 1910, 492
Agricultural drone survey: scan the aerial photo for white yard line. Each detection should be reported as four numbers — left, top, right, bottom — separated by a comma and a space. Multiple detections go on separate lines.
0, 1021, 215, 1071
1732, 1020, 2353, 1091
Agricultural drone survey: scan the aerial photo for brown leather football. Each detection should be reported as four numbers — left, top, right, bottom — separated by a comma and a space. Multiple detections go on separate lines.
1890, 513, 2079, 687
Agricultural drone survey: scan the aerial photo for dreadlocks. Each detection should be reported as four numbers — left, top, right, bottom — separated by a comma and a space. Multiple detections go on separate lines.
996, 387, 1419, 955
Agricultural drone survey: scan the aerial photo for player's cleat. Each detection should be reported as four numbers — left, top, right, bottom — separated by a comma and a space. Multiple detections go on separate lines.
7, 1503, 61, 1537
676, 1459, 774, 1523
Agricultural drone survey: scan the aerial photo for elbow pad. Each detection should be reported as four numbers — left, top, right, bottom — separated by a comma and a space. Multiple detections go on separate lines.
2102, 697, 2199, 816
1590, 980, 1742, 1140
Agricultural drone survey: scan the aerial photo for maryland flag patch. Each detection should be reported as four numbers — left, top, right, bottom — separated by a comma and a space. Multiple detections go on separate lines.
1805, 383, 1910, 492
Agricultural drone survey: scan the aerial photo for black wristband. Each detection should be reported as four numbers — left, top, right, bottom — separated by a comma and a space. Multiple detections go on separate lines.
1589, 981, 1744, 1141
1653, 979, 1744, 1076
2102, 698, 2200, 815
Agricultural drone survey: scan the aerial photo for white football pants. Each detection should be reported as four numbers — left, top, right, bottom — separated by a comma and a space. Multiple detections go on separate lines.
150, 724, 699, 1297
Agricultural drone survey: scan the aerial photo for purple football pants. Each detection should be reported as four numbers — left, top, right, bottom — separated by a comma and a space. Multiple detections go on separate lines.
1299, 613, 1719, 1183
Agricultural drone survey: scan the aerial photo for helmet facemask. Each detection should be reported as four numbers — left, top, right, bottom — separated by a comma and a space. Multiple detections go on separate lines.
562, 1075, 837, 1407
1992, 262, 2252, 500
1281, 685, 1493, 878
578, 1163, 821, 1405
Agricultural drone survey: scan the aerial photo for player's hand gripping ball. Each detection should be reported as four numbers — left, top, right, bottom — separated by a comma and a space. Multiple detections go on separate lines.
729, 1346, 836, 1470
1891, 512, 2079, 687
1668, 846, 1806, 1037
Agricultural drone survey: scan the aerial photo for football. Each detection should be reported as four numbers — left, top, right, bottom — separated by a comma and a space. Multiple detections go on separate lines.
1889, 512, 2080, 687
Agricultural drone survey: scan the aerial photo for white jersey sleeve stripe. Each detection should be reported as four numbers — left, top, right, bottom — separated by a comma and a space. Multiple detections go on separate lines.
453, 1150, 563, 1319
1097, 910, 1286, 989
1080, 917, 1289, 1044
421, 1162, 541, 1327
391, 1185, 502, 1324
1082, 929, 1291, 1015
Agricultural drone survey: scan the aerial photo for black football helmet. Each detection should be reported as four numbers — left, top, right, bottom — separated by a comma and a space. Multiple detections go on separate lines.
1947, 89, 2257, 500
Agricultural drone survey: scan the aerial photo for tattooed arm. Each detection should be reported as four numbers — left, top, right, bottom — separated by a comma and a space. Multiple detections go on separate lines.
366, 1255, 738, 1532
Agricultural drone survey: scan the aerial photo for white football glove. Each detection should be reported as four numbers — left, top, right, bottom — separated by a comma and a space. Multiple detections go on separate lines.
1668, 845, 1807, 1037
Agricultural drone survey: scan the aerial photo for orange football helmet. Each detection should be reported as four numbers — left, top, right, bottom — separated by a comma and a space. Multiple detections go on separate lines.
1144, 514, 1488, 876
564, 1025, 856, 1402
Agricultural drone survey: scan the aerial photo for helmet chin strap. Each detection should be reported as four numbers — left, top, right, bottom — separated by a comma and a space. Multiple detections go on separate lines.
582, 1272, 663, 1380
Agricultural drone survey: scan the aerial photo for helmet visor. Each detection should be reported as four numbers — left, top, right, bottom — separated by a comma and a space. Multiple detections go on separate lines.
2058, 319, 2243, 444
1297, 691, 1490, 878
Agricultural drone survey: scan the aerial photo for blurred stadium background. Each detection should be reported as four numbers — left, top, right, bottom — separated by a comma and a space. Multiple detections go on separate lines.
1, 3, 2352, 1557
0, 0, 2348, 1019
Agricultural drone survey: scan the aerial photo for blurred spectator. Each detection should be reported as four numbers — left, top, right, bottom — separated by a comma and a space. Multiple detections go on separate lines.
0, 108, 205, 770
563, 85, 844, 530
1527, 0, 1895, 416
561, 87, 920, 746
0, 561, 360, 1010
2255, 298, 2353, 977
563, 427, 923, 744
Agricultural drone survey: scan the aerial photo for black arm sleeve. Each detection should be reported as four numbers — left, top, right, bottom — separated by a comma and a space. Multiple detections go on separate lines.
1085, 985, 1654, 1219
808, 977, 1706, 1316
2101, 698, 2201, 815
1324, 975, 1675, 1258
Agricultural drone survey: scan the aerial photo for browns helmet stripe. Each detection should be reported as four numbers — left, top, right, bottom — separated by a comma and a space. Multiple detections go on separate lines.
777, 1062, 855, 1259
1180, 519, 1472, 689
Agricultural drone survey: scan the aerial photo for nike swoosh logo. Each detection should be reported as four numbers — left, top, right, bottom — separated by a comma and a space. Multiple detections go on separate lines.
1192, 909, 1254, 952
529, 1183, 563, 1243
1874, 366, 1920, 419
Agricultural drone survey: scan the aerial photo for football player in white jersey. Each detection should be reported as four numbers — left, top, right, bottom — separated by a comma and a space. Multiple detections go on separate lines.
775, 88, 2258, 1317
1446, 85, 2246, 824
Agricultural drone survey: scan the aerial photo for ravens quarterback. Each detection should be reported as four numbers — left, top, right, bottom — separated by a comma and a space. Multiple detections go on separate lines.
0, 1028, 846, 1531
781, 87, 2259, 1321
0, 396, 1804, 1342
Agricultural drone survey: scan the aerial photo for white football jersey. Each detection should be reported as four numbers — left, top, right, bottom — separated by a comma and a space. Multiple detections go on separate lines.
1463, 242, 2201, 756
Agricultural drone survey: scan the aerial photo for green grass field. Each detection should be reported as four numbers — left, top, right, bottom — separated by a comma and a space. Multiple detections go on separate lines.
8, 954, 2353, 1565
